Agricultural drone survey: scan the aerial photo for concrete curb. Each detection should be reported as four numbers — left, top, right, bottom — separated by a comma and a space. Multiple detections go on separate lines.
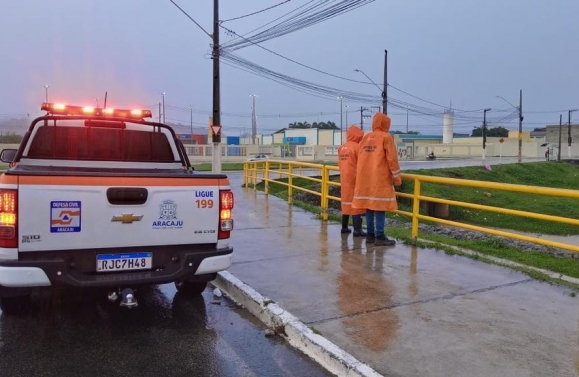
214, 271, 383, 377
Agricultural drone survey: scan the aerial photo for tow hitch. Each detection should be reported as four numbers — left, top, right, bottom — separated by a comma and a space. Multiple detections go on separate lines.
108, 288, 138, 308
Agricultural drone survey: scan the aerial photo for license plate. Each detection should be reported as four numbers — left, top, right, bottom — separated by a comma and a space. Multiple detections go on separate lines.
96, 252, 152, 272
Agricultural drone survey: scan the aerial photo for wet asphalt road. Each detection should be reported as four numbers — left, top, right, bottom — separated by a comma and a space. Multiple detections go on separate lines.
0, 284, 331, 377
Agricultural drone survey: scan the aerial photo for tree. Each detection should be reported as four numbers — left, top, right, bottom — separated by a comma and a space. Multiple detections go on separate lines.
288, 120, 339, 129
471, 126, 509, 137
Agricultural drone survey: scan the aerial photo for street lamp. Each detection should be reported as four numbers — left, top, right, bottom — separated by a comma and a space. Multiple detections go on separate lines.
406, 106, 410, 133
44, 85, 49, 102
482, 108, 491, 159
354, 69, 382, 94
568, 109, 578, 158
337, 96, 343, 145
95, 98, 99, 108
190, 105, 194, 145
496, 91, 523, 163
161, 92, 166, 124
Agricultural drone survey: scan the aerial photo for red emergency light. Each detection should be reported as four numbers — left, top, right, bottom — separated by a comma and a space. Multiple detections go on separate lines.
41, 102, 152, 119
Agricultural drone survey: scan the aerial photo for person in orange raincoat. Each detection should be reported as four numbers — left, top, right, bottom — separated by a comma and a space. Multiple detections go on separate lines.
338, 125, 367, 237
352, 112, 402, 246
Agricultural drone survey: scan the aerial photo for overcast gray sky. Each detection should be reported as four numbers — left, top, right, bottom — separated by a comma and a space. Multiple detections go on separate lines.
1, 0, 578, 136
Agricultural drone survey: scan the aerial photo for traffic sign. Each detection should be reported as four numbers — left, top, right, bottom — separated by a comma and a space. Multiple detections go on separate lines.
211, 125, 222, 136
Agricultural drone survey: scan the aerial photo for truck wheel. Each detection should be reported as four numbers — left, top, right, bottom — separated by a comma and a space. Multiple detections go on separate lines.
174, 280, 207, 296
0, 295, 31, 316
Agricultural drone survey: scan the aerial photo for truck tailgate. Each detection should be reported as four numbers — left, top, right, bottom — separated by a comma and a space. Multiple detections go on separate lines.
17, 175, 225, 252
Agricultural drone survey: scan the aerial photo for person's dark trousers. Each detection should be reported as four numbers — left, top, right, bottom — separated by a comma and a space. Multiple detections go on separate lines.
365, 209, 385, 243
352, 215, 367, 237
341, 215, 351, 234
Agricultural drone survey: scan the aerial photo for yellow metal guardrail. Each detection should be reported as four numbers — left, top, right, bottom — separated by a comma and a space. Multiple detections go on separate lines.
243, 160, 579, 253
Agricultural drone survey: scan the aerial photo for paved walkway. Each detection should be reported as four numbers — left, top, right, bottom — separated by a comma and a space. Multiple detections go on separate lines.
228, 172, 579, 377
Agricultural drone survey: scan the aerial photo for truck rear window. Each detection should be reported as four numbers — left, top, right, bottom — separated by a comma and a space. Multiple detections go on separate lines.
26, 125, 176, 162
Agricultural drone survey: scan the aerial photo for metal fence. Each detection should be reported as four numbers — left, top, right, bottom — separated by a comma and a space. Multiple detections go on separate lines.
244, 159, 579, 253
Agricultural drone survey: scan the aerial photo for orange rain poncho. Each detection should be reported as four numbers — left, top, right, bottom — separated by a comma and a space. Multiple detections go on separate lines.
352, 113, 402, 212
338, 126, 366, 216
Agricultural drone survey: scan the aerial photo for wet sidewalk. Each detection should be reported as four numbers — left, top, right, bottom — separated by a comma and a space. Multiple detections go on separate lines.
227, 172, 579, 377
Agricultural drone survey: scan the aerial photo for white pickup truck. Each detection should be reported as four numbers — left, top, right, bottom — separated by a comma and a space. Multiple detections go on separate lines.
0, 102, 234, 314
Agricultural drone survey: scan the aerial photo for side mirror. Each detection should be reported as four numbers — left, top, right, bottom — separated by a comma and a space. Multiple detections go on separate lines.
0, 149, 17, 164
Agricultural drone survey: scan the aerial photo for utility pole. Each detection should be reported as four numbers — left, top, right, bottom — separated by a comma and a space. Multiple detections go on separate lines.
212, 0, 222, 173
482, 108, 491, 159
568, 109, 578, 158
382, 50, 387, 115
344, 105, 349, 128
158, 103, 161, 123
360, 106, 368, 130
517, 90, 523, 163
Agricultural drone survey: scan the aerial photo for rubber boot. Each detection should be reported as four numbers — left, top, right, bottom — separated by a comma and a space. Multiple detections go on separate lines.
352, 216, 367, 237
341, 215, 351, 234
375, 235, 396, 246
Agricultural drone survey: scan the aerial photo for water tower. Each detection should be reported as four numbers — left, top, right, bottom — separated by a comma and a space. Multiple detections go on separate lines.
443, 108, 454, 144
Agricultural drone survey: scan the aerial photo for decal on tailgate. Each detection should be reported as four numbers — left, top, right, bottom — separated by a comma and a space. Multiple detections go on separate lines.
152, 200, 183, 229
50, 201, 81, 233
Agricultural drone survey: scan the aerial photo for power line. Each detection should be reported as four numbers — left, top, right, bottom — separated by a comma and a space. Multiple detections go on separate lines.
221, 0, 292, 23
222, 0, 376, 50
220, 24, 372, 85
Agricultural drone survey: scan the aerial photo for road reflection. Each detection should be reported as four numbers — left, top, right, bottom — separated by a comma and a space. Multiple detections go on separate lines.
337, 237, 400, 353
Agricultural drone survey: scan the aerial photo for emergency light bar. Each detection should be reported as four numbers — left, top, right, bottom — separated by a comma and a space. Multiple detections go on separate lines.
41, 102, 152, 119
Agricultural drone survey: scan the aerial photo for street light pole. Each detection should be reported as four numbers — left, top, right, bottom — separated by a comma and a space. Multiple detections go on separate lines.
44, 85, 49, 102
406, 106, 409, 133
161, 92, 166, 124
250, 94, 257, 144
95, 98, 99, 108
558, 114, 563, 161
482, 108, 491, 160
190, 105, 194, 145
496, 93, 524, 162
344, 105, 349, 129
568, 109, 577, 158
338, 96, 343, 145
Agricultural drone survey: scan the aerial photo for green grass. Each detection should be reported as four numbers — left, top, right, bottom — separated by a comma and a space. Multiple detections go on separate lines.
396, 161, 579, 235
193, 162, 246, 171
193, 162, 291, 172
248, 161, 579, 287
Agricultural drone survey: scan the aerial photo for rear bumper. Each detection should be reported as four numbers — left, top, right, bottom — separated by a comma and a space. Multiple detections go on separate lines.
0, 245, 232, 290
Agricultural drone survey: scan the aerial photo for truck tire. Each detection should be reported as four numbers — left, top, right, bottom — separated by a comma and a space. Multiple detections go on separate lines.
0, 295, 31, 316
174, 280, 207, 296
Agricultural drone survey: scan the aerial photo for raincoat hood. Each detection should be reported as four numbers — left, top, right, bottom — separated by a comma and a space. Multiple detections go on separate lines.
346, 125, 364, 143
372, 112, 391, 132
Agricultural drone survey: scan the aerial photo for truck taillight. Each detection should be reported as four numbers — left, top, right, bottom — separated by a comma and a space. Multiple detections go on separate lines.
0, 189, 17, 248
218, 190, 234, 239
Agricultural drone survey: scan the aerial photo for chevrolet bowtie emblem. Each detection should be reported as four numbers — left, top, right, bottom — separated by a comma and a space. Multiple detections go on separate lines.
111, 214, 143, 224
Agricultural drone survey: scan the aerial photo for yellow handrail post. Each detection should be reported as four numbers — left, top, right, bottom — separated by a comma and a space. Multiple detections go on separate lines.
264, 161, 270, 195
253, 163, 257, 188
411, 178, 421, 239
243, 163, 247, 188
278, 162, 282, 179
321, 165, 329, 221
288, 164, 293, 204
